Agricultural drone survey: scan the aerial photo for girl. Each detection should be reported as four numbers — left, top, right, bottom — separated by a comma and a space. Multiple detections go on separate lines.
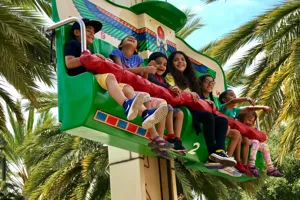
165, 51, 236, 167
219, 89, 272, 175
110, 35, 157, 77
110, 36, 173, 159
198, 74, 244, 177
147, 52, 186, 155
238, 112, 283, 177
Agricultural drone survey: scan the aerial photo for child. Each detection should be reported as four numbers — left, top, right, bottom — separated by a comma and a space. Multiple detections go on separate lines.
219, 89, 282, 177
147, 52, 186, 155
64, 19, 173, 157
110, 35, 157, 77
198, 75, 243, 177
166, 51, 236, 167
238, 112, 283, 177
109, 35, 175, 158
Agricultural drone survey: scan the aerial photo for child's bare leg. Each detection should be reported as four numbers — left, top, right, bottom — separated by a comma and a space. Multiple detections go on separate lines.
242, 137, 251, 164
166, 109, 174, 135
173, 110, 184, 138
156, 118, 166, 137
144, 101, 151, 109
137, 100, 151, 116
226, 129, 241, 157
234, 136, 242, 162
106, 74, 128, 105
122, 84, 136, 99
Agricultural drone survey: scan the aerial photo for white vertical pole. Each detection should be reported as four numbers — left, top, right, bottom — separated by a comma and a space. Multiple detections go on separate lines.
108, 146, 177, 200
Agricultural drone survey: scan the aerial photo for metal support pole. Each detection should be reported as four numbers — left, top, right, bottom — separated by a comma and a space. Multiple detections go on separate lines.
46, 17, 87, 52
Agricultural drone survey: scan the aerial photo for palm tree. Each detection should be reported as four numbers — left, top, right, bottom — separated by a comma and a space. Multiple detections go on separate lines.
20, 119, 110, 199
199, 0, 300, 161
176, 8, 205, 39
0, 0, 55, 131
19, 95, 110, 199
0, 102, 37, 199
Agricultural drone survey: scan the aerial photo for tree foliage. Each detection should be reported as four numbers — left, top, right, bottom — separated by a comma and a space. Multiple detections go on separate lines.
200, 0, 300, 160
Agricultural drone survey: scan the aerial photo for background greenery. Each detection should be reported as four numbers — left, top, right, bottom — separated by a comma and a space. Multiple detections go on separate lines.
0, 0, 299, 199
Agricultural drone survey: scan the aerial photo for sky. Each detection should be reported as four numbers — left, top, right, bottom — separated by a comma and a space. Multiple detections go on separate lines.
168, 0, 278, 49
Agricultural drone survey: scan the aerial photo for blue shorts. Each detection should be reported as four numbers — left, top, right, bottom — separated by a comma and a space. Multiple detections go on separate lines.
167, 104, 181, 113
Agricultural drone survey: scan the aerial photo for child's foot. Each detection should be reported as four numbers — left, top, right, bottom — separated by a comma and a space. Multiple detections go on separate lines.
148, 136, 174, 149
123, 93, 144, 120
218, 167, 242, 177
267, 168, 284, 177
142, 105, 168, 129
204, 159, 224, 169
235, 161, 247, 173
209, 150, 237, 167
166, 137, 187, 156
249, 166, 260, 177
151, 148, 172, 159
243, 164, 253, 177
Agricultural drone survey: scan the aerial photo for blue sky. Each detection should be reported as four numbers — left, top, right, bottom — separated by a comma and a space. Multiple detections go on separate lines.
168, 0, 279, 49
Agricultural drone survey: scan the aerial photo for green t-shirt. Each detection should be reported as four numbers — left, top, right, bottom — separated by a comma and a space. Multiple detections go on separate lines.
219, 104, 241, 118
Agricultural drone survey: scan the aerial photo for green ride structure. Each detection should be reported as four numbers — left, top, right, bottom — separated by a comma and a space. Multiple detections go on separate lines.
48, 1, 266, 195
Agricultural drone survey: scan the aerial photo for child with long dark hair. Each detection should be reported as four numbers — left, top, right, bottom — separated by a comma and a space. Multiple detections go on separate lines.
165, 51, 236, 167
198, 74, 243, 177
147, 52, 186, 155
109, 36, 174, 158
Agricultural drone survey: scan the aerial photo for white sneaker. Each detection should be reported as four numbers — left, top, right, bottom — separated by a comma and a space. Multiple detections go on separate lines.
218, 167, 242, 177
209, 151, 237, 167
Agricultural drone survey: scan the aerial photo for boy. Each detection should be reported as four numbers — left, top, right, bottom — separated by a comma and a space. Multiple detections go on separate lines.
64, 18, 172, 151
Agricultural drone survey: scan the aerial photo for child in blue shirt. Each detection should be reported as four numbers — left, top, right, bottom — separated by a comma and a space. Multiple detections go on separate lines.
64, 19, 173, 157
110, 35, 156, 77
110, 36, 175, 158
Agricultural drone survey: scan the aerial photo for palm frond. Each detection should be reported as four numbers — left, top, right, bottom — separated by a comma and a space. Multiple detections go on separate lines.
176, 8, 204, 39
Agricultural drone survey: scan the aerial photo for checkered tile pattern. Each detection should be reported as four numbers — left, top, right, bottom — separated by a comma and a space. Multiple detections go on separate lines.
93, 110, 150, 138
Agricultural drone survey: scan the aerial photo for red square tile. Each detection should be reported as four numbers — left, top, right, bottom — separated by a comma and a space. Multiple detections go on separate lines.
127, 123, 138, 133
145, 131, 151, 138
106, 115, 118, 126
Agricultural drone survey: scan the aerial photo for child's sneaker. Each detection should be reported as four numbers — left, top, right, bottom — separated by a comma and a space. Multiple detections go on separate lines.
142, 105, 168, 129
166, 137, 186, 156
235, 161, 246, 173
218, 167, 242, 177
209, 150, 237, 167
123, 93, 144, 120
204, 159, 224, 169
243, 164, 253, 177
249, 166, 260, 177
267, 168, 284, 177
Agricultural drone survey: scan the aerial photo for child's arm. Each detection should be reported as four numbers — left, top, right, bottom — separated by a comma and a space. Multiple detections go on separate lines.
222, 97, 255, 109
65, 56, 82, 69
110, 55, 123, 67
240, 105, 272, 114
148, 74, 170, 88
110, 55, 156, 75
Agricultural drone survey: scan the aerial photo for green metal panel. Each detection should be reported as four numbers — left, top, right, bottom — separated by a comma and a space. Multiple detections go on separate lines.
130, 1, 187, 32
52, 0, 264, 182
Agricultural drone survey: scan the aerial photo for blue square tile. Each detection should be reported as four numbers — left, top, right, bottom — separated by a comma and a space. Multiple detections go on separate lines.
137, 127, 146, 136
117, 120, 127, 129
95, 111, 107, 121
